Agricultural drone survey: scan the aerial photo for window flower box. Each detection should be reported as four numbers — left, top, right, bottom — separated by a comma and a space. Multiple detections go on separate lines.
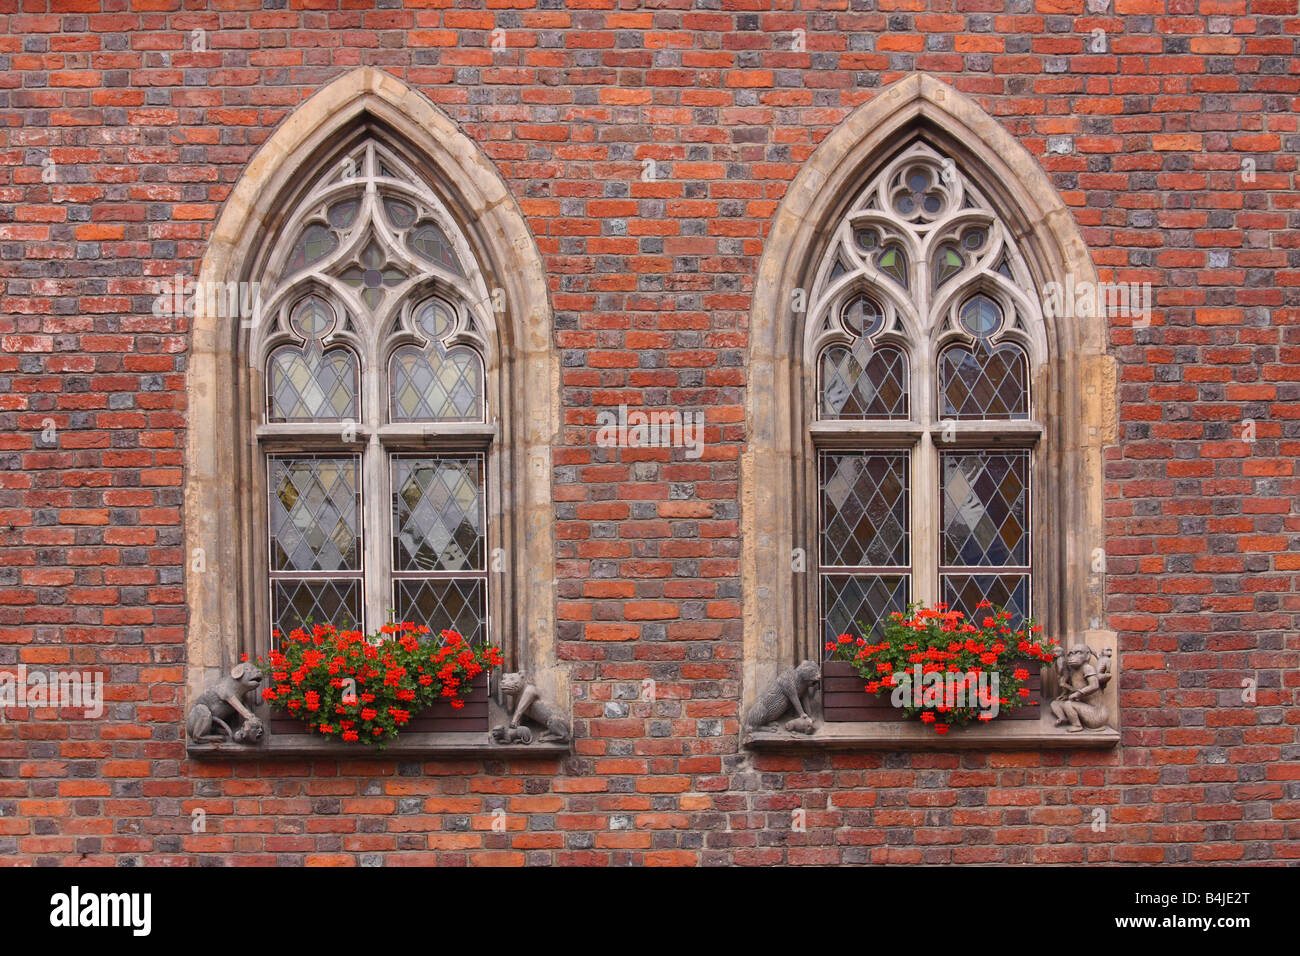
267, 671, 489, 736
259, 622, 500, 748
823, 658, 1042, 723
824, 602, 1056, 735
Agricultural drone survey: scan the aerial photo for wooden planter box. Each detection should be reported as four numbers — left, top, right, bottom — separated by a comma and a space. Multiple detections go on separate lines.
266, 671, 490, 736
823, 659, 1042, 723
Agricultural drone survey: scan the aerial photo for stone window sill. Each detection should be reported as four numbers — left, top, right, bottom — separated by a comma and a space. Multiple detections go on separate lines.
186, 732, 572, 761
745, 717, 1119, 751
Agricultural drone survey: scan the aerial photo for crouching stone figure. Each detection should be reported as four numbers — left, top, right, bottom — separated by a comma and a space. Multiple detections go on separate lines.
745, 660, 821, 735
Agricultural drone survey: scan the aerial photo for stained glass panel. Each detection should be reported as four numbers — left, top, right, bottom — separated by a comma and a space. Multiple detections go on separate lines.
822, 574, 909, 653
939, 343, 1028, 420
390, 345, 482, 422
877, 244, 908, 288
941, 451, 1028, 568
841, 295, 883, 337
820, 453, 909, 568
383, 197, 417, 229
960, 294, 1002, 337
941, 574, 1029, 629
392, 457, 484, 572
288, 223, 337, 273
932, 243, 964, 290
409, 221, 463, 275
821, 343, 908, 420
393, 578, 485, 646
268, 457, 361, 572
268, 346, 358, 422
272, 578, 362, 639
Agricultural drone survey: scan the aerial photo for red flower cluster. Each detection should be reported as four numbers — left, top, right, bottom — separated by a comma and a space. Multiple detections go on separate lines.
827, 601, 1058, 735
259, 621, 502, 748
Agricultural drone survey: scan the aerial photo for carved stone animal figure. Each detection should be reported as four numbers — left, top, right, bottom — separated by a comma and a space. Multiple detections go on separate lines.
492, 672, 569, 744
490, 724, 533, 745
187, 662, 265, 744
746, 660, 820, 734
1049, 645, 1111, 732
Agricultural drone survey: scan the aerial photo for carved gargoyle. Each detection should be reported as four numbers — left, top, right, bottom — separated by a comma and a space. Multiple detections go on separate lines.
187, 662, 265, 745
491, 672, 569, 745
745, 660, 820, 735
1050, 644, 1112, 732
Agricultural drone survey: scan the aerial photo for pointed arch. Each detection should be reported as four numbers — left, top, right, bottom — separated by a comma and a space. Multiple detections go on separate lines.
742, 74, 1117, 712
186, 68, 560, 710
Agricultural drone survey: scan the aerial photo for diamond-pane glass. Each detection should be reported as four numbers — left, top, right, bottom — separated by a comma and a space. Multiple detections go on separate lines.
272, 578, 362, 638
821, 343, 908, 420
389, 345, 482, 422
394, 578, 485, 646
939, 343, 1028, 420
392, 457, 483, 572
268, 346, 358, 422
822, 574, 909, 653
820, 453, 909, 568
941, 451, 1028, 567
941, 574, 1029, 628
269, 457, 361, 571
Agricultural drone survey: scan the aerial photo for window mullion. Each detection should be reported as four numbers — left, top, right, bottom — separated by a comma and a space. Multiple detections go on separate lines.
364, 434, 387, 632
913, 432, 938, 608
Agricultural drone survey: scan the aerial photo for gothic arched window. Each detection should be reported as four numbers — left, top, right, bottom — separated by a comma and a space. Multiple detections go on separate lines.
805, 142, 1048, 652
251, 137, 495, 644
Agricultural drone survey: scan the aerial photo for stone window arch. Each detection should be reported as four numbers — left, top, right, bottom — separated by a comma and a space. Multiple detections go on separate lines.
743, 75, 1118, 744
185, 69, 562, 740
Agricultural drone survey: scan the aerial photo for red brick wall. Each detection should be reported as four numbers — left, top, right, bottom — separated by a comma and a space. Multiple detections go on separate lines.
1, 1, 1298, 866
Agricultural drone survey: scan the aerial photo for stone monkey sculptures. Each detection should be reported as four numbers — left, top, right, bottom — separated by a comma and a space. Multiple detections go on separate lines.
1050, 644, 1112, 732
187, 662, 265, 744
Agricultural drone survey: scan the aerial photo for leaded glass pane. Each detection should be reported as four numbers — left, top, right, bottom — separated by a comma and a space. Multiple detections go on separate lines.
932, 243, 964, 290
339, 237, 407, 311
820, 453, 909, 568
383, 197, 417, 229
939, 343, 1028, 420
327, 199, 359, 229
290, 296, 334, 338
842, 295, 883, 337
392, 457, 484, 572
268, 346, 358, 422
960, 294, 1002, 337
288, 223, 337, 273
416, 300, 454, 340
269, 457, 361, 571
272, 578, 362, 638
409, 221, 463, 275
821, 343, 908, 420
394, 578, 485, 646
822, 574, 909, 652
941, 451, 1028, 568
941, 574, 1029, 628
876, 244, 908, 288
389, 345, 482, 422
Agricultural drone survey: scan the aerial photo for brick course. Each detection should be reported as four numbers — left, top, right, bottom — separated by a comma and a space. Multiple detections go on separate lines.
1, 1, 1298, 865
